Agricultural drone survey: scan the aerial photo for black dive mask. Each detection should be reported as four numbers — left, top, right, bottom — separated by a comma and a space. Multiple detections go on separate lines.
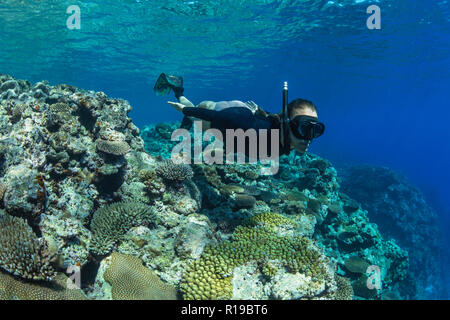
289, 115, 325, 140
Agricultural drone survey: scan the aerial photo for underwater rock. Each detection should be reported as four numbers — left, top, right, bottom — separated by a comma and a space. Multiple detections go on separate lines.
234, 194, 256, 209
175, 214, 216, 259
344, 256, 370, 274
352, 274, 378, 299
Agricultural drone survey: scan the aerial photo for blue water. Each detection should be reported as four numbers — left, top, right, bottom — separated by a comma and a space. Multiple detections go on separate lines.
1, 0, 449, 298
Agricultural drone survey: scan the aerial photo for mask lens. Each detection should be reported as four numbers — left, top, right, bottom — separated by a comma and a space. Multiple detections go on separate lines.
291, 116, 325, 140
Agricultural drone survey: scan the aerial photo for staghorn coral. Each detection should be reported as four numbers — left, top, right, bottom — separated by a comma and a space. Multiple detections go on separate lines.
89, 201, 156, 255
103, 252, 178, 300
96, 138, 130, 156
333, 275, 353, 300
0, 272, 87, 300
156, 159, 193, 183
180, 213, 328, 300
0, 215, 56, 281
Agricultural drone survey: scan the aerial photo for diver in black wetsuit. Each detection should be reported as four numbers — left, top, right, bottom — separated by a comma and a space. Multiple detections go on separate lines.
154, 73, 325, 157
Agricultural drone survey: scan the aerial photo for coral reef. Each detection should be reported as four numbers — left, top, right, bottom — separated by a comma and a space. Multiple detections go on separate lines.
0, 74, 418, 300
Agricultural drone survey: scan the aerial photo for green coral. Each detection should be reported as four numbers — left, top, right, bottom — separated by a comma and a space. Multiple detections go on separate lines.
104, 252, 178, 300
261, 261, 279, 278
180, 213, 327, 300
89, 201, 156, 255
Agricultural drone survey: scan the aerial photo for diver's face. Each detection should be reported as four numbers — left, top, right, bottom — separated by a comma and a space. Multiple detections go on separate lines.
289, 108, 318, 153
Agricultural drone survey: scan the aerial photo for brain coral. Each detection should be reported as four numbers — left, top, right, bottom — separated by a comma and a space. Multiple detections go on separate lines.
96, 139, 130, 156
0, 272, 87, 300
156, 159, 193, 182
0, 215, 56, 281
104, 252, 178, 300
89, 201, 156, 255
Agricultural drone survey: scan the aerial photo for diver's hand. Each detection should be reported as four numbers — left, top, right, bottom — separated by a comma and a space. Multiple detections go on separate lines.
167, 101, 185, 112
245, 101, 259, 113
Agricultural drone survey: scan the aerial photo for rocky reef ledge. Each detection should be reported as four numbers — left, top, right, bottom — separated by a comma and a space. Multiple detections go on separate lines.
0, 74, 409, 300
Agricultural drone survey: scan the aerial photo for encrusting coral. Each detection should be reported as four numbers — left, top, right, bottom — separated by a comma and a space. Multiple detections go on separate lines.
0, 215, 56, 281
89, 201, 156, 255
103, 252, 178, 300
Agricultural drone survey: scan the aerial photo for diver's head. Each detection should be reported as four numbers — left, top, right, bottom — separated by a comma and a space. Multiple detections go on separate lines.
286, 98, 324, 153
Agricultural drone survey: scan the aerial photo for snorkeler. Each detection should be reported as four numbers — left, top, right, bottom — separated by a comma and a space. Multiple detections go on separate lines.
154, 73, 325, 156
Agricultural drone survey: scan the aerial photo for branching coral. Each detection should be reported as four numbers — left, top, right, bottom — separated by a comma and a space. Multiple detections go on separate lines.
104, 252, 178, 300
89, 201, 156, 255
156, 159, 193, 182
180, 213, 327, 300
0, 215, 56, 281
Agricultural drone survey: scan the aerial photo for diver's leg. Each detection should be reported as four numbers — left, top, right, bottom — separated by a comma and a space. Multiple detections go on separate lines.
197, 100, 217, 110
178, 96, 195, 108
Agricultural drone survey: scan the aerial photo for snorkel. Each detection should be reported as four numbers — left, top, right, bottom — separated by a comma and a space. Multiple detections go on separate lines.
281, 81, 290, 151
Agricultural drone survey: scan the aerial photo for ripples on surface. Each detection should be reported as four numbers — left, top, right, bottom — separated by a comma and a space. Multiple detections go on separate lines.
0, 0, 449, 87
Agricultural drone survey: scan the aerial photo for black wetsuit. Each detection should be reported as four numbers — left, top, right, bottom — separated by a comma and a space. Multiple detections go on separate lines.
182, 107, 291, 157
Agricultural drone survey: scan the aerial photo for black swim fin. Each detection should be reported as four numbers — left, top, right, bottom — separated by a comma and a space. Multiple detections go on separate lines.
180, 116, 193, 130
154, 73, 184, 99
